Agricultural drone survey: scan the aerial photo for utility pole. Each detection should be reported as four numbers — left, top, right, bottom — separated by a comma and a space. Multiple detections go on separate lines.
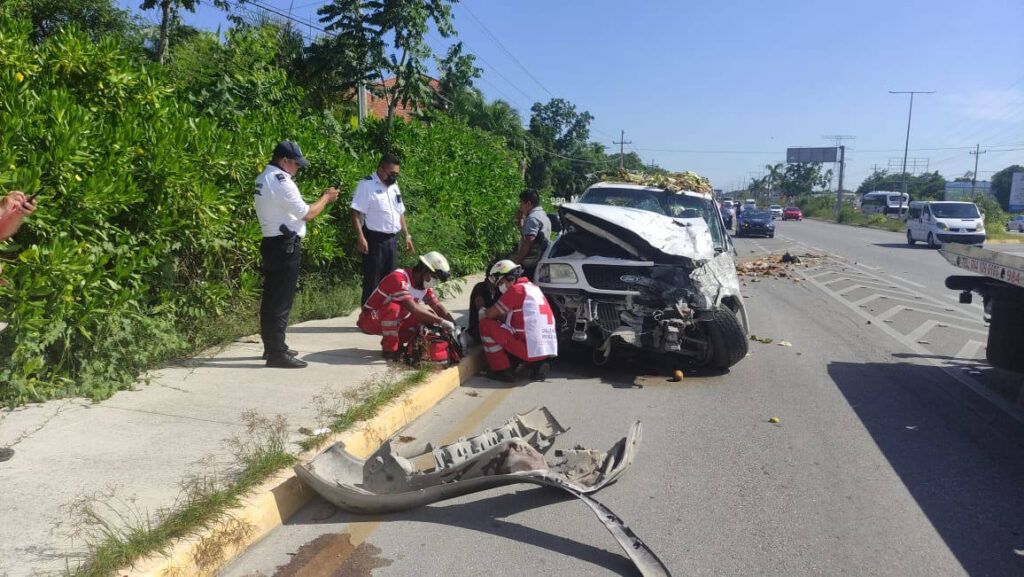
834, 145, 846, 219
889, 90, 935, 218
970, 144, 987, 197
871, 164, 882, 173
823, 135, 855, 191
613, 130, 632, 171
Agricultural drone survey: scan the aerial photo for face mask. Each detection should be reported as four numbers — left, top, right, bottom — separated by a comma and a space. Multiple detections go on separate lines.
384, 173, 398, 186
423, 277, 437, 289
498, 282, 508, 294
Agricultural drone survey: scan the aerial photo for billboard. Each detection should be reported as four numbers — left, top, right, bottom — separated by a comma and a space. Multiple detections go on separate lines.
786, 147, 838, 164
1010, 172, 1024, 212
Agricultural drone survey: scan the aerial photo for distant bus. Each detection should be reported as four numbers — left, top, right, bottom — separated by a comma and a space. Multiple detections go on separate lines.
860, 191, 910, 217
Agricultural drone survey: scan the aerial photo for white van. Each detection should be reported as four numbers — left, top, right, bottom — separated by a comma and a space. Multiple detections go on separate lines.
906, 201, 985, 248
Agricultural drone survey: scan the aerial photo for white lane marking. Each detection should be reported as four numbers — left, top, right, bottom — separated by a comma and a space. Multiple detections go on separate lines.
955, 340, 985, 360
906, 320, 939, 342
875, 305, 908, 322
858, 263, 883, 271
835, 284, 866, 297
798, 269, 1015, 418
867, 303, 984, 325
888, 274, 926, 289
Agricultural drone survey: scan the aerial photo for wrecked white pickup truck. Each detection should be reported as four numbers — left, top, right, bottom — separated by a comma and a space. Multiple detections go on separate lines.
535, 182, 748, 369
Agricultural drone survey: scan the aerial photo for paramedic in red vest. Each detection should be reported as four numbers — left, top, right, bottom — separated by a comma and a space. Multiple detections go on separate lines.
357, 251, 456, 360
478, 260, 558, 382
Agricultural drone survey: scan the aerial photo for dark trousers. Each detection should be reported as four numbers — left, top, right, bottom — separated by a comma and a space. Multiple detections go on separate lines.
260, 235, 301, 355
360, 228, 397, 304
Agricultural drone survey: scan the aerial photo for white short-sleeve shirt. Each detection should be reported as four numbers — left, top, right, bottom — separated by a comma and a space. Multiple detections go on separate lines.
350, 172, 404, 234
255, 164, 309, 237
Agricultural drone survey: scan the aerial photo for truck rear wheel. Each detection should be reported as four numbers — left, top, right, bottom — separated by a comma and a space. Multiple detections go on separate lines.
702, 307, 748, 370
987, 289, 1024, 372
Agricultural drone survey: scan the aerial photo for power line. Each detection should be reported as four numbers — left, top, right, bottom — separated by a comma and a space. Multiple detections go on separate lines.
459, 3, 555, 98
632, 143, 1024, 154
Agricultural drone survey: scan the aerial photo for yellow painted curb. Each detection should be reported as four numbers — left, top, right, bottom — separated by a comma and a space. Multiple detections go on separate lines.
123, 351, 484, 577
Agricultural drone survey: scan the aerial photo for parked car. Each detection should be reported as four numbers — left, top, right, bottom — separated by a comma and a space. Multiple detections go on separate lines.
782, 206, 803, 221
905, 201, 985, 248
769, 204, 783, 218
736, 209, 775, 238
1007, 215, 1024, 232
534, 182, 749, 370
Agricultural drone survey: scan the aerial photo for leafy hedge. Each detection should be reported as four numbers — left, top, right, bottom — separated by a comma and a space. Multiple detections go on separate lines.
0, 17, 521, 405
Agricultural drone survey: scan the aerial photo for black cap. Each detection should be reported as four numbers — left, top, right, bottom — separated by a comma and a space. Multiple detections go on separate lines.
273, 140, 309, 168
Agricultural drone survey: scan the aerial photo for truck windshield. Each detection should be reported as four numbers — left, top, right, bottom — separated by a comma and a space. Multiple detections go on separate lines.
931, 203, 981, 218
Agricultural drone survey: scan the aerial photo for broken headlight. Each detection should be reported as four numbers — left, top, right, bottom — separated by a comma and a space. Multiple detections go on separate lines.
537, 263, 578, 284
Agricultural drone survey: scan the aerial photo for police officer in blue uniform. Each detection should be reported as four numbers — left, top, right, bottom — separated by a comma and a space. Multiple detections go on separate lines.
350, 154, 414, 304
255, 141, 339, 368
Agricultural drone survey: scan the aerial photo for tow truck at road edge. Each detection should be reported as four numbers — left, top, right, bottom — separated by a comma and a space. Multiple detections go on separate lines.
941, 244, 1024, 372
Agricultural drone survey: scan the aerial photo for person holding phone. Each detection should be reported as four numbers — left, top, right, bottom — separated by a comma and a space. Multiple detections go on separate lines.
0, 190, 38, 242
255, 140, 339, 368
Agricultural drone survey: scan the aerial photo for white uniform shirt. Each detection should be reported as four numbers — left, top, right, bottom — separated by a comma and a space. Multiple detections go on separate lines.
255, 164, 309, 238
350, 172, 404, 234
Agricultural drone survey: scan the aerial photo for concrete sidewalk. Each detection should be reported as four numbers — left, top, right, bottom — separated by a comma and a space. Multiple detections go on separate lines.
0, 279, 477, 577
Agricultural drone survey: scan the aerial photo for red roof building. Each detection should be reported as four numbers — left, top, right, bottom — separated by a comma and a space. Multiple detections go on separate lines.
357, 77, 442, 121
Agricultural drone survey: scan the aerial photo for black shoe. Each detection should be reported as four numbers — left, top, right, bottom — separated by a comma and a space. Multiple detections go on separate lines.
485, 369, 516, 383
382, 351, 403, 362
529, 361, 550, 381
263, 349, 297, 359
266, 354, 307, 368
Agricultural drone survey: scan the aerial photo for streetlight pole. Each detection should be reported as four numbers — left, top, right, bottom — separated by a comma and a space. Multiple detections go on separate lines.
889, 90, 934, 218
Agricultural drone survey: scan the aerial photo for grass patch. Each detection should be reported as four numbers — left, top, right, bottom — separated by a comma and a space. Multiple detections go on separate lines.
185, 274, 363, 356
299, 366, 435, 452
63, 367, 435, 576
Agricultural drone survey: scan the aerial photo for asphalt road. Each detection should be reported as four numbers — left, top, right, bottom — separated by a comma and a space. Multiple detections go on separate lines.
221, 219, 1024, 577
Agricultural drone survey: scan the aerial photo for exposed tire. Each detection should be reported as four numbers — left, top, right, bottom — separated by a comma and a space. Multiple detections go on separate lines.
702, 307, 748, 370
987, 289, 1024, 372
927, 233, 939, 249
906, 229, 916, 246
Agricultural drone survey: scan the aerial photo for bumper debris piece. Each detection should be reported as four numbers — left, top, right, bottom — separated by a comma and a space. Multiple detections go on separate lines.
295, 406, 671, 577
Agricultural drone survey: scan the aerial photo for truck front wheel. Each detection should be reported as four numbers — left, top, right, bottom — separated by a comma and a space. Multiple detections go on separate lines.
701, 307, 749, 370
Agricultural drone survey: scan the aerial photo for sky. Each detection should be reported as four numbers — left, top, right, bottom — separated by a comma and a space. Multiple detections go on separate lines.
122, 0, 1024, 191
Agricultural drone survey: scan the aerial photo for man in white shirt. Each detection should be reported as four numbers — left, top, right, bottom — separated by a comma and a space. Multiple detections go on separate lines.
255, 140, 339, 368
350, 154, 414, 304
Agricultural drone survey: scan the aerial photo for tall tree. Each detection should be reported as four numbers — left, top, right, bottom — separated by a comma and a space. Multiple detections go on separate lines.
318, 0, 457, 130
11, 0, 135, 43
781, 162, 832, 196
435, 41, 480, 112
991, 165, 1024, 209
140, 0, 194, 64
526, 98, 594, 196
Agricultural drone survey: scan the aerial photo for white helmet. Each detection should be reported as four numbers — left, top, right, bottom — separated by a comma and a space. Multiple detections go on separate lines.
418, 251, 451, 281
488, 259, 522, 282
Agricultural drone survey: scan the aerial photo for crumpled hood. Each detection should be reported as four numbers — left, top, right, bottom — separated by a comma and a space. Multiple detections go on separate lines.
559, 202, 716, 264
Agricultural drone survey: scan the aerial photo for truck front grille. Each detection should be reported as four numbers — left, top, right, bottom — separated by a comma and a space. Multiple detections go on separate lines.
582, 265, 652, 291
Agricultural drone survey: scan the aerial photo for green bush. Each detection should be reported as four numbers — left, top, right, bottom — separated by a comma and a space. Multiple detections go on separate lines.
0, 16, 521, 405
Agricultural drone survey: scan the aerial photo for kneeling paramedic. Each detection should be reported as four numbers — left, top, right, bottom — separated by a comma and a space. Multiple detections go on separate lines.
479, 260, 558, 381
358, 251, 456, 359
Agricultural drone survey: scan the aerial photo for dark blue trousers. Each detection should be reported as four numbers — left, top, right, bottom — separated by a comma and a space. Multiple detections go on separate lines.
361, 228, 398, 304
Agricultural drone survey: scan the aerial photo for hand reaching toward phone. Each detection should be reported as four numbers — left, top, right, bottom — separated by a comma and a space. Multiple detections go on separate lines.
3, 191, 36, 216
0, 190, 37, 241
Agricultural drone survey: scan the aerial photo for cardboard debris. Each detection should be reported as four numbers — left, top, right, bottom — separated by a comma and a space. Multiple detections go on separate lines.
735, 252, 820, 279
